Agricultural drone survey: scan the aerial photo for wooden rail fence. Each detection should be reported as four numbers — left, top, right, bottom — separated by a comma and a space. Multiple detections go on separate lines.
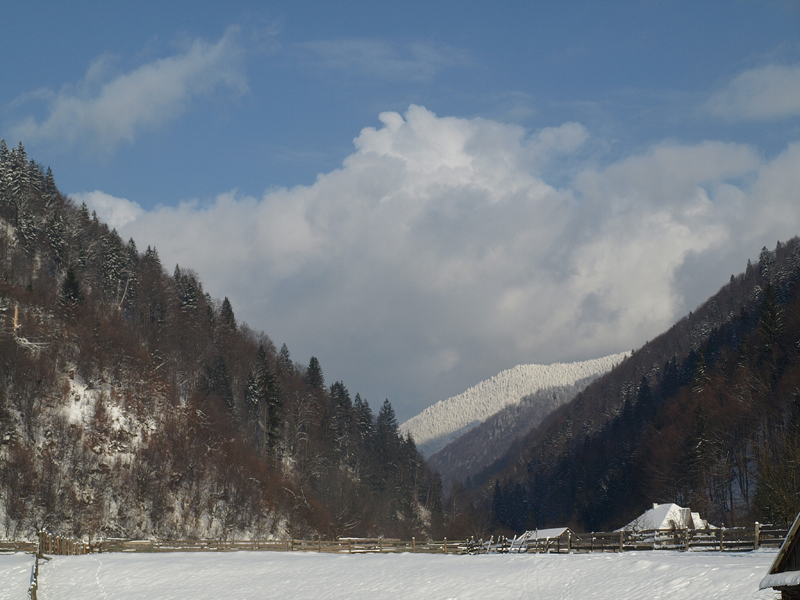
90, 536, 463, 554
0, 540, 37, 553
478, 523, 788, 554
37, 531, 88, 556
2, 523, 786, 561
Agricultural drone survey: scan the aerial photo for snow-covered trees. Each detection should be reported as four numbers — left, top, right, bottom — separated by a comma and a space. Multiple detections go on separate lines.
0, 142, 442, 541
471, 238, 800, 533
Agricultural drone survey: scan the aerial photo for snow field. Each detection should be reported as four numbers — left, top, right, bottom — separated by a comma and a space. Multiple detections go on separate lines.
0, 552, 34, 600
401, 352, 628, 456
35, 548, 777, 600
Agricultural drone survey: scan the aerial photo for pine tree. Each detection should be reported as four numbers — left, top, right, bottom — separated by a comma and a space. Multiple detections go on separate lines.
354, 393, 373, 445
203, 357, 234, 414
219, 297, 236, 331
61, 265, 83, 305
263, 359, 283, 454
276, 343, 293, 378
305, 356, 324, 390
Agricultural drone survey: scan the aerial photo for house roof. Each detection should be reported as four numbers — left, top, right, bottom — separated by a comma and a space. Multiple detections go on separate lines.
530, 528, 572, 540
619, 503, 712, 531
760, 512, 800, 590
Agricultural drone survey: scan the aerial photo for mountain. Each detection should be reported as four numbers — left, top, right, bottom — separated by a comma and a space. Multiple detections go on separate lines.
400, 354, 627, 458
427, 376, 597, 489
476, 238, 800, 535
0, 142, 443, 541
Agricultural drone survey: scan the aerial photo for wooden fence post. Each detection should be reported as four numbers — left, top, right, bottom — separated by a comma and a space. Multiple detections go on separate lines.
619, 530, 624, 552
685, 528, 690, 551
567, 532, 571, 553
444, 537, 448, 555
412, 537, 415, 553
755, 522, 760, 550
719, 528, 723, 552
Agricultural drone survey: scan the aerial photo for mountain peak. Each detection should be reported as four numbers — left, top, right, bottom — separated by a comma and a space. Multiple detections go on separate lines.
400, 352, 628, 457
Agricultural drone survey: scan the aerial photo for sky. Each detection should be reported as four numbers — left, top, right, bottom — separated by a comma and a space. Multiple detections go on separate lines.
3, 1, 800, 421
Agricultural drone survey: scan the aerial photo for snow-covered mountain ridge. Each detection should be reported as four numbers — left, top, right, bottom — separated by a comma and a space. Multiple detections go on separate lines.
400, 352, 628, 457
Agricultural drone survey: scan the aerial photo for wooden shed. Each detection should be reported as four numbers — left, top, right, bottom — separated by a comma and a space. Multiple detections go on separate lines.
760, 512, 800, 599
510, 527, 580, 553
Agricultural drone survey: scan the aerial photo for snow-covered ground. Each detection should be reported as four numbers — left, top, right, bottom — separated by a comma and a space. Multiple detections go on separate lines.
401, 352, 628, 457
30, 549, 777, 600
0, 552, 33, 600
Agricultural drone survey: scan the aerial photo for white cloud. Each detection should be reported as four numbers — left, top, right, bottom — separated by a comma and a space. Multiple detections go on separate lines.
706, 63, 800, 120
105, 105, 800, 420
11, 27, 246, 151
302, 39, 466, 82
72, 190, 144, 230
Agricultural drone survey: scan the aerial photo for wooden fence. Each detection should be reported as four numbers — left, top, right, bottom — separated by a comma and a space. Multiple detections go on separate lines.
8, 522, 787, 559
37, 531, 89, 556
0, 540, 37, 553
480, 523, 788, 554
91, 536, 464, 555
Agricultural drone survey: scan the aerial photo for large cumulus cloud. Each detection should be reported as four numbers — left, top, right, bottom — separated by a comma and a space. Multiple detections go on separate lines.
87, 105, 800, 420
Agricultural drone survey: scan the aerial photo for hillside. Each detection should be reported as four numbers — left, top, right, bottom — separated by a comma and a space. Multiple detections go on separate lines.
477, 238, 800, 534
400, 353, 627, 457
427, 376, 596, 489
0, 142, 443, 541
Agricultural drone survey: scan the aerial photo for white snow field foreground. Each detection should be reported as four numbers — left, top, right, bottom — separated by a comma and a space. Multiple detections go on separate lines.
31, 548, 778, 600
0, 552, 33, 600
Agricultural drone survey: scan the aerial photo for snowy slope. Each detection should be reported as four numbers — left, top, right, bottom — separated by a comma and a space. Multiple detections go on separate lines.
400, 353, 628, 457
35, 549, 776, 600
428, 378, 595, 486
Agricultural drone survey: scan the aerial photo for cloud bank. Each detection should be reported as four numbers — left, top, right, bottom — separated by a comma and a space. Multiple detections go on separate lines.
85, 105, 800, 419
706, 62, 800, 120
12, 28, 246, 151
71, 190, 144, 230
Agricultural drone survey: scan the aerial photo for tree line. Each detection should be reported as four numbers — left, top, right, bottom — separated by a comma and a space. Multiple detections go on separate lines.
0, 141, 443, 541
477, 238, 800, 535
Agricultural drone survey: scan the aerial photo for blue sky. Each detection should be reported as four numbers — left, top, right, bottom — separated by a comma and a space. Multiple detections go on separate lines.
4, 1, 800, 420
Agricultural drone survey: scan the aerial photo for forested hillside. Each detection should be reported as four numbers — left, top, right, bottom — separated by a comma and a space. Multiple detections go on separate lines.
0, 142, 443, 541
427, 377, 597, 491
401, 354, 626, 457
478, 238, 800, 534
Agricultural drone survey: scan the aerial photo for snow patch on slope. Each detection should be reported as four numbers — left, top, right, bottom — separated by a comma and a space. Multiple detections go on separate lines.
401, 352, 628, 457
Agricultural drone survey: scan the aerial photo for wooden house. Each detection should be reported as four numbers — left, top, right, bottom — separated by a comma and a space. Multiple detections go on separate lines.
760, 512, 800, 599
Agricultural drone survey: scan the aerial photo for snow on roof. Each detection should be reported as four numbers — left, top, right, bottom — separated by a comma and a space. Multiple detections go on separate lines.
619, 503, 712, 531
531, 528, 572, 540
760, 570, 800, 590
760, 511, 800, 590
516, 528, 574, 541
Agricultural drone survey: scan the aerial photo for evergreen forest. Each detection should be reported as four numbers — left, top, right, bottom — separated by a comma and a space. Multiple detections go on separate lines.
2, 141, 800, 543
0, 142, 443, 540
478, 238, 800, 535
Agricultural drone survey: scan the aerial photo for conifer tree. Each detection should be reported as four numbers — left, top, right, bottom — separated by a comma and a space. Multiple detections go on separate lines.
61, 265, 83, 305
220, 297, 236, 331
305, 356, 324, 390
